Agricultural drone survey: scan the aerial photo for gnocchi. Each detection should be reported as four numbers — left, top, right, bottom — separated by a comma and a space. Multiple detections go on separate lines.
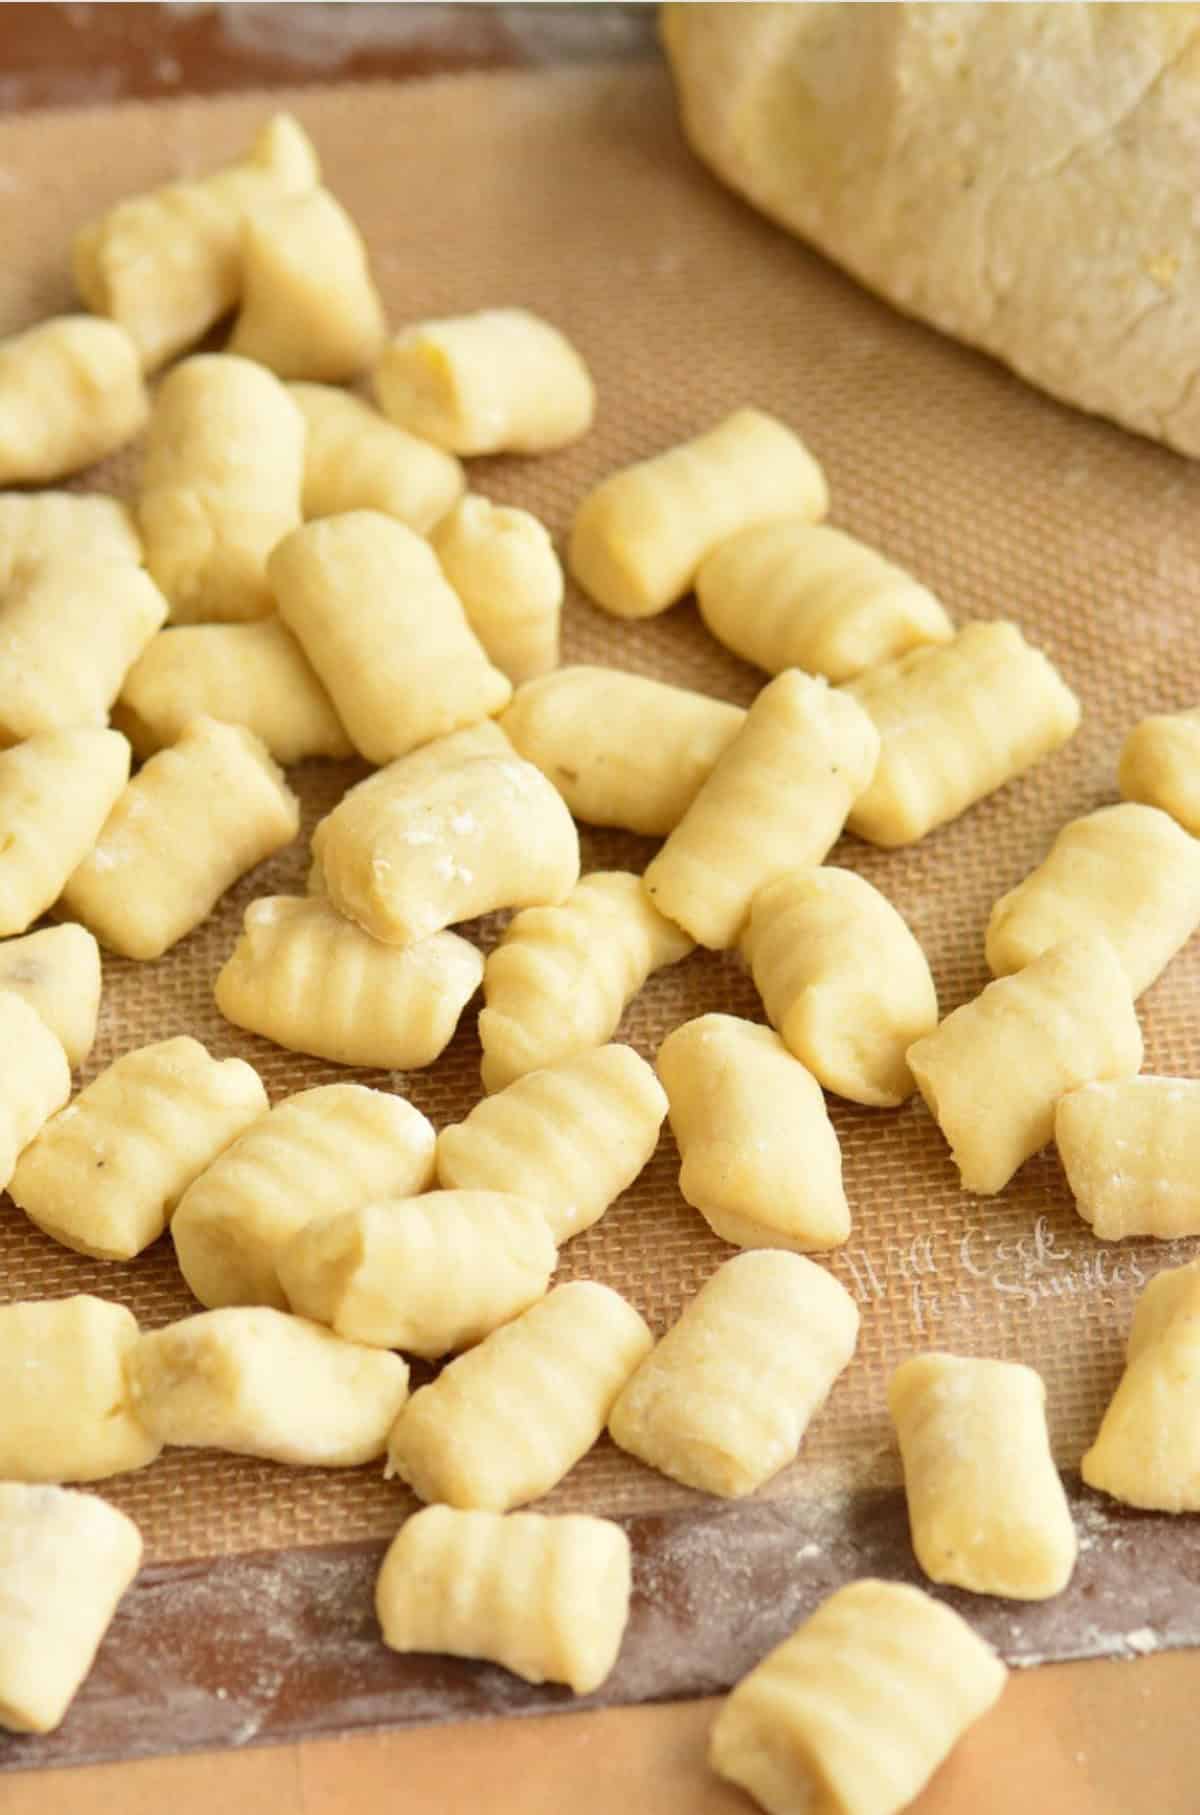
0, 491, 139, 589
10, 1036, 267, 1261
643, 670, 880, 949
0, 924, 101, 1069
568, 408, 828, 619
0, 991, 71, 1192
387, 1281, 652, 1510
1056, 1078, 1200, 1241
376, 1506, 630, 1696
290, 381, 464, 533
1119, 707, 1200, 836
0, 727, 130, 937
655, 1015, 849, 1253
844, 621, 1081, 847
1082, 1259, 1200, 1512
0, 316, 147, 486
0, 1295, 160, 1483
907, 936, 1143, 1195
696, 519, 953, 683
269, 511, 511, 764
432, 494, 563, 685
742, 867, 938, 1107
437, 1043, 668, 1244
609, 1250, 858, 1496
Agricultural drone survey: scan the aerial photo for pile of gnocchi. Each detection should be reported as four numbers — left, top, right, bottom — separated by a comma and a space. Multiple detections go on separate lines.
0, 109, 1197, 1815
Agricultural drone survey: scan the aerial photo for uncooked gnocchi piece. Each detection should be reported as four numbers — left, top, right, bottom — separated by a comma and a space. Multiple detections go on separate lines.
742, 867, 938, 1107
479, 870, 693, 1093
137, 354, 305, 623
844, 621, 1081, 847
10, 1036, 267, 1261
655, 1015, 849, 1253
0, 316, 147, 486
60, 716, 299, 961
1119, 707, 1200, 836
609, 1250, 858, 1496
73, 112, 321, 371
278, 1190, 556, 1357
432, 494, 563, 684
290, 382, 464, 533
314, 752, 579, 947
437, 1044, 668, 1244
500, 665, 746, 838
387, 1281, 652, 1510
0, 1295, 160, 1482
1057, 1077, 1200, 1240
0, 727, 130, 937
0, 991, 70, 1191
270, 511, 511, 764
1082, 1259, 1200, 1512
889, 1352, 1076, 1600
0, 491, 140, 589
127, 1306, 410, 1467
568, 408, 828, 619
376, 1506, 631, 1696
114, 616, 353, 763
643, 671, 880, 949
0, 925, 101, 1068
710, 1579, 1007, 1815
696, 519, 954, 683
215, 894, 483, 1069
228, 186, 385, 379
986, 802, 1200, 997
907, 936, 1143, 1196
374, 307, 594, 455
0, 557, 167, 746
173, 1083, 436, 1311
0, 1483, 142, 1735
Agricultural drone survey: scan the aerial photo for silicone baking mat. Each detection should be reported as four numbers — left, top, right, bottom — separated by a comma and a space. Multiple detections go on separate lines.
2, 61, 1200, 1766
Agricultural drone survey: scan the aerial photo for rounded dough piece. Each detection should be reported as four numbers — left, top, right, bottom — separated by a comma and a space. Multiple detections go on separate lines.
0, 316, 147, 486
229, 187, 386, 380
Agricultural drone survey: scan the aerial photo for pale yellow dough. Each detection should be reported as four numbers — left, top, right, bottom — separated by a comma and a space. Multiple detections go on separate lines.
0, 316, 147, 485
844, 621, 1081, 847
0, 493, 140, 590
0, 925, 101, 1069
270, 511, 511, 764
709, 1578, 1007, 1815
1119, 708, 1200, 836
907, 936, 1143, 1195
656, 1015, 849, 1254
137, 353, 305, 623
643, 670, 880, 949
387, 1281, 652, 1510
742, 867, 938, 1107
215, 894, 483, 1069
609, 1250, 858, 1496
115, 616, 353, 763
696, 519, 953, 684
173, 1083, 436, 1311
568, 408, 828, 619
432, 493, 562, 685
278, 1190, 556, 1357
0, 557, 166, 746
10, 1035, 267, 1261
128, 1306, 410, 1467
500, 665, 745, 838
1082, 1259, 1200, 1512
0, 1296, 160, 1482
376, 1506, 631, 1696
986, 802, 1200, 997
479, 870, 693, 1093
290, 383, 464, 534
229, 186, 386, 380
374, 307, 594, 455
437, 1043, 668, 1244
73, 112, 320, 371
314, 752, 579, 947
0, 728, 130, 938
889, 1352, 1076, 1600
61, 716, 299, 961
1057, 1076, 1200, 1241
0, 991, 70, 1191
0, 1483, 142, 1734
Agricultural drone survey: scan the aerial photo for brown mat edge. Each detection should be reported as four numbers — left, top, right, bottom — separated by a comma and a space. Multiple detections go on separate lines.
3, 1476, 1193, 1774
